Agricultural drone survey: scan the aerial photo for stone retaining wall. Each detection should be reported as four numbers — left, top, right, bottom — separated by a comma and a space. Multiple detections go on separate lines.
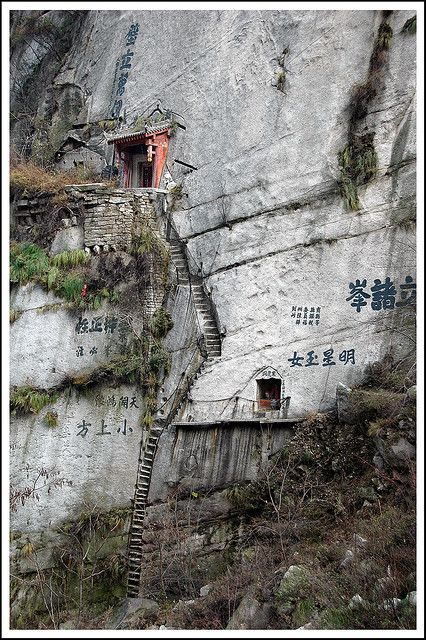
12, 184, 167, 253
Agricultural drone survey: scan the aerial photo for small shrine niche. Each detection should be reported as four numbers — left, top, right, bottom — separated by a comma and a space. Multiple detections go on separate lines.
256, 367, 283, 412
107, 107, 173, 189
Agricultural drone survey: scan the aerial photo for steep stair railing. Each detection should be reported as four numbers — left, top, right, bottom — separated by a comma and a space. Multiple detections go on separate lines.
126, 217, 223, 597
126, 423, 163, 597
166, 220, 222, 359
126, 343, 207, 597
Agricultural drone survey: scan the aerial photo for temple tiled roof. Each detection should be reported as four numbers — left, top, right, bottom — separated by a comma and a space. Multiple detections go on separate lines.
107, 120, 172, 144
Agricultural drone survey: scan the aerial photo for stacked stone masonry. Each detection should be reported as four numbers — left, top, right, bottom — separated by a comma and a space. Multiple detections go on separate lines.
65, 185, 160, 251
12, 184, 164, 253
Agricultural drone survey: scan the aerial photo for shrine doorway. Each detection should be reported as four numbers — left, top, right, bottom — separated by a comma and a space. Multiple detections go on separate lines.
256, 377, 282, 411
130, 150, 155, 188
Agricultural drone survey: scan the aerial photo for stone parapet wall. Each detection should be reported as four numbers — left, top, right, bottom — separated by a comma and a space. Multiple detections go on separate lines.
12, 184, 167, 253
64, 185, 166, 251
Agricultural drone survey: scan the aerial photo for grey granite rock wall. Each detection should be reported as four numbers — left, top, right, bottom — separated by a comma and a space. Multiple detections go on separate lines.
9, 8, 416, 543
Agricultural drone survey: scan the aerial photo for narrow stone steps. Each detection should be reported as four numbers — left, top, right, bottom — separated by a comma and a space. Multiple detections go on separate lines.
127, 579, 140, 589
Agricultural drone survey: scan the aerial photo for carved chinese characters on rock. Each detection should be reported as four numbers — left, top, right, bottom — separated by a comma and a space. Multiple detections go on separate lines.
75, 395, 140, 439
74, 316, 121, 358
76, 418, 134, 438
346, 276, 416, 312
291, 306, 321, 325
287, 348, 355, 367
111, 23, 139, 118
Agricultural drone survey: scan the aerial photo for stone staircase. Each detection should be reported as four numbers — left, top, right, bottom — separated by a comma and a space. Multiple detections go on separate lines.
126, 233, 222, 597
169, 240, 190, 286
191, 280, 221, 358
169, 238, 221, 359
126, 425, 162, 597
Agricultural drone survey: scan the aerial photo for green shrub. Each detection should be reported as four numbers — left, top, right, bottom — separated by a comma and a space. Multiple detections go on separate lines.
51, 249, 89, 269
11, 387, 58, 415
132, 115, 148, 132
10, 243, 49, 285
377, 22, 393, 49
142, 411, 154, 428
10, 159, 97, 197
147, 342, 170, 375
109, 354, 143, 384
45, 411, 58, 428
293, 597, 316, 627
346, 388, 404, 426
320, 606, 355, 629
150, 307, 173, 339
57, 274, 84, 302
338, 135, 378, 211
46, 266, 60, 291
276, 70, 286, 92
132, 228, 167, 258
224, 483, 264, 511
10, 309, 22, 324
402, 16, 416, 34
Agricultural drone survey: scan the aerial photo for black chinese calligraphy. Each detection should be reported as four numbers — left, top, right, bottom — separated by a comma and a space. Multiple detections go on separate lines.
291, 306, 321, 325
75, 345, 94, 358
76, 418, 135, 437
75, 316, 119, 334
347, 276, 416, 312
94, 395, 139, 409
111, 24, 140, 118
287, 348, 355, 367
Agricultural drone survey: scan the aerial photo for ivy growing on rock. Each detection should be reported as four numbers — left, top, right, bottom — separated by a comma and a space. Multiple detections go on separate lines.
401, 16, 416, 35
10, 387, 59, 415
338, 11, 393, 211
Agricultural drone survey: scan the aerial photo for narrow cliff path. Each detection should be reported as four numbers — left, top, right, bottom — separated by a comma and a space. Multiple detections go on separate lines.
126, 223, 222, 597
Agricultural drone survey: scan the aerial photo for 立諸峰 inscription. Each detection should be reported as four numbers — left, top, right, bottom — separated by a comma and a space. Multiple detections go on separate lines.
75, 316, 119, 334
346, 276, 416, 312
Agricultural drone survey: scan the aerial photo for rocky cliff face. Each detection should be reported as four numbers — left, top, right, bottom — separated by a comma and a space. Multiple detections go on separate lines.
13, 9, 415, 414
9, 8, 416, 625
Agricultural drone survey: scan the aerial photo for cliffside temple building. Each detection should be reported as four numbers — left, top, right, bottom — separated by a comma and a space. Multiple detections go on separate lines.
107, 118, 172, 189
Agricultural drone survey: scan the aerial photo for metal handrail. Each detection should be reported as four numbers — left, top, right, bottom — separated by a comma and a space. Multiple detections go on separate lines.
173, 395, 291, 420
166, 214, 223, 337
